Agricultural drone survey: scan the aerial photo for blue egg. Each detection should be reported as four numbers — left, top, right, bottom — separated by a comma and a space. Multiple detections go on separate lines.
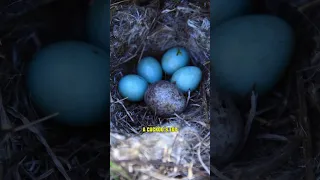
26, 41, 109, 125
211, 15, 295, 99
161, 47, 189, 75
137, 57, 163, 83
87, 0, 108, 51
118, 75, 148, 102
170, 66, 202, 93
212, 0, 251, 26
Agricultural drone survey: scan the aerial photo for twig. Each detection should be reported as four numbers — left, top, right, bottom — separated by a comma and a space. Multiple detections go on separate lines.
244, 91, 258, 141
112, 159, 208, 176
297, 75, 315, 180
185, 129, 209, 175
0, 91, 12, 130
268, 114, 297, 128
110, 0, 130, 7
6, 108, 71, 180
255, 104, 277, 116
295, 4, 320, 34
138, 43, 146, 63
12, 112, 59, 132
211, 165, 232, 180
37, 168, 55, 180
186, 90, 191, 106
298, 0, 320, 12
187, 162, 194, 179
256, 134, 289, 142
225, 136, 301, 180
235, 91, 257, 155
142, 170, 182, 180
115, 98, 135, 122
1, 0, 58, 19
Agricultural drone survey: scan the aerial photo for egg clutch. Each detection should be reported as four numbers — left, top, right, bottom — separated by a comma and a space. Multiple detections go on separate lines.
118, 47, 202, 117
25, 0, 295, 127
24, 0, 203, 125
26, 44, 201, 125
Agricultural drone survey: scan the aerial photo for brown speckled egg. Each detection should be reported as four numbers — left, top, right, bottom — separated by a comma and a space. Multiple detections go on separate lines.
144, 81, 186, 117
211, 88, 244, 165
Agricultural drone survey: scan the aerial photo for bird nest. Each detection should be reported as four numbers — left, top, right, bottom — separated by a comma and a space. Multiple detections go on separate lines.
110, 0, 210, 179
1, 0, 320, 180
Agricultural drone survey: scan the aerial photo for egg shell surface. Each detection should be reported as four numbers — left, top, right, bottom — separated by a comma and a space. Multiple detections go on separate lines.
137, 56, 163, 83
26, 41, 109, 125
211, 15, 294, 99
118, 74, 148, 102
144, 80, 186, 117
212, 0, 251, 27
87, 0, 108, 51
170, 66, 202, 93
161, 47, 189, 75
211, 89, 243, 165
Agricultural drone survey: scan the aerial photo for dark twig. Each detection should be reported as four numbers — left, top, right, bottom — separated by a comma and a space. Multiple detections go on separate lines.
6, 108, 71, 180
224, 136, 301, 180
297, 74, 315, 180
234, 91, 257, 157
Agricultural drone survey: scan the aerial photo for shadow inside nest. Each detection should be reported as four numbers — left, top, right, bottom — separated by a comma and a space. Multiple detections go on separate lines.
0, 0, 110, 179
211, 0, 320, 179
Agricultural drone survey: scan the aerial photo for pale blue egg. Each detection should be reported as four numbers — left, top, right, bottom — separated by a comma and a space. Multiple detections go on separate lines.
87, 0, 108, 51
161, 47, 189, 75
137, 57, 163, 83
26, 41, 109, 125
211, 15, 295, 99
212, 0, 251, 27
171, 66, 202, 93
118, 74, 148, 102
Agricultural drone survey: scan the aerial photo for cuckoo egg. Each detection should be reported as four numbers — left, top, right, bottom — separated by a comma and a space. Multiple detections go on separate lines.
118, 74, 148, 102
211, 88, 244, 165
137, 56, 163, 83
211, 15, 294, 99
144, 81, 186, 117
26, 41, 109, 125
161, 47, 189, 75
171, 66, 202, 93
87, 0, 108, 51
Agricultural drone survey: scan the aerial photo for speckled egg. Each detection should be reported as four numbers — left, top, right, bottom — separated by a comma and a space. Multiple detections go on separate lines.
26, 41, 109, 125
171, 66, 202, 93
212, 0, 251, 26
118, 74, 148, 102
137, 57, 163, 83
87, 0, 108, 51
211, 88, 243, 165
161, 47, 189, 75
144, 81, 186, 117
211, 15, 295, 99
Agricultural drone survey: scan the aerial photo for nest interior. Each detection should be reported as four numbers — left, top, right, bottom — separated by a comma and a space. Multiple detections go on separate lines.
214, 1, 320, 180
0, 0, 110, 180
